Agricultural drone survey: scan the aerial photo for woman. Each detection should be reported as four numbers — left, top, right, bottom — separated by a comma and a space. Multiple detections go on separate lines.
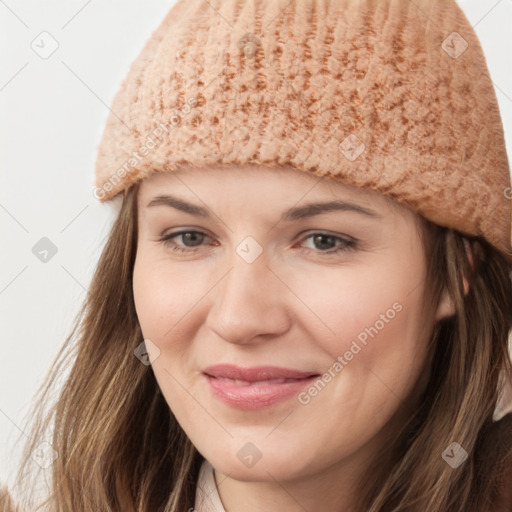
2, 0, 512, 510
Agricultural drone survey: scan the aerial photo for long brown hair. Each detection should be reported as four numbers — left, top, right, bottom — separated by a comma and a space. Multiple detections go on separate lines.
2, 181, 512, 512
356, 218, 512, 511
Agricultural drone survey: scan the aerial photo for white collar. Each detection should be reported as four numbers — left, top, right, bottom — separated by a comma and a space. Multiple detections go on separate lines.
194, 459, 227, 512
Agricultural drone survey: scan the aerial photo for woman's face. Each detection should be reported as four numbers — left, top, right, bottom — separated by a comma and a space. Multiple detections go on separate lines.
132, 164, 453, 485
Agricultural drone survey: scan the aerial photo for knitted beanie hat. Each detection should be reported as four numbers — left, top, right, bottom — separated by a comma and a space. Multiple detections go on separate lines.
93, 0, 512, 264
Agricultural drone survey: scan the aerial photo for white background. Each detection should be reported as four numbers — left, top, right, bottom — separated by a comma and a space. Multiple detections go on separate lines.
1, 0, 512, 488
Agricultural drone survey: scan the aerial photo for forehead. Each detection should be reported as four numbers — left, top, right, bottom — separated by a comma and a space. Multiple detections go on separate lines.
137, 163, 406, 214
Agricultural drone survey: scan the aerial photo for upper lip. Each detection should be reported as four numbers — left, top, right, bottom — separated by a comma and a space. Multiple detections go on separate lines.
203, 364, 319, 382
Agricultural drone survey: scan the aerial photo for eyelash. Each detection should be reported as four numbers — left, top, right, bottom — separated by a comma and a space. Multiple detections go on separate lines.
158, 230, 357, 256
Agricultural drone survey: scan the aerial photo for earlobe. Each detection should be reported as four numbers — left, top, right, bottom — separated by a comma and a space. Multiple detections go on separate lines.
462, 237, 474, 297
434, 288, 456, 321
435, 238, 473, 322
462, 276, 469, 296
434, 276, 469, 321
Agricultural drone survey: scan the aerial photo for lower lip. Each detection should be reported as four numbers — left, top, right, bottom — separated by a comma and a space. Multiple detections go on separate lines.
204, 374, 319, 410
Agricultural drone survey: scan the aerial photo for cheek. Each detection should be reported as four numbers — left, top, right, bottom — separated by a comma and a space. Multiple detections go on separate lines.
293, 263, 430, 414
290, 261, 424, 351
132, 252, 204, 419
132, 250, 203, 342
132, 258, 167, 339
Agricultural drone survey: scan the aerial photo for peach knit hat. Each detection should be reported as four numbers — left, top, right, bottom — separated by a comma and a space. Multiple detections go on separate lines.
93, 0, 512, 264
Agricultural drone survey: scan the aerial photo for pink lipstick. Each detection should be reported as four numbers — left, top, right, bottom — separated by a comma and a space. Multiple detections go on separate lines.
203, 364, 319, 410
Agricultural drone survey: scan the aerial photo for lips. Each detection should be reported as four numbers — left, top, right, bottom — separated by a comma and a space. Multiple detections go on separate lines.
202, 364, 320, 409
202, 364, 318, 382
213, 377, 302, 386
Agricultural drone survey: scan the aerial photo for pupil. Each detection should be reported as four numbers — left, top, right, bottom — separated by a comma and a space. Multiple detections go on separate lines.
315, 234, 335, 250
184, 232, 202, 246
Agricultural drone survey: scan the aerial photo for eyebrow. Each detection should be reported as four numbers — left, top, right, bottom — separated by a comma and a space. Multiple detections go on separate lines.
146, 194, 381, 221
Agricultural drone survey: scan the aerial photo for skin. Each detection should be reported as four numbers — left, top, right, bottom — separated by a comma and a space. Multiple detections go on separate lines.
132, 164, 457, 512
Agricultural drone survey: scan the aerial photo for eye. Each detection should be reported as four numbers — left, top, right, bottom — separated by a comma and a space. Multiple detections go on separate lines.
158, 230, 357, 256
159, 230, 212, 254
296, 232, 357, 255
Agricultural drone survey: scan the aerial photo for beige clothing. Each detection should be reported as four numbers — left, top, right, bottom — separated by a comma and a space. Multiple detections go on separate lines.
194, 459, 227, 512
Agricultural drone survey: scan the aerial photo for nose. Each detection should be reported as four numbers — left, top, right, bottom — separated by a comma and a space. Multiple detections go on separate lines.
205, 252, 292, 345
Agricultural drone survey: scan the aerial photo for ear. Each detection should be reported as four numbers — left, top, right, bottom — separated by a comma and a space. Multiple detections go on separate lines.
434, 238, 473, 321
434, 287, 457, 321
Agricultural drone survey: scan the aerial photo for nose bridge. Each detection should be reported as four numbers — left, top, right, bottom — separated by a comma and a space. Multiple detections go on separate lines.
206, 242, 291, 343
